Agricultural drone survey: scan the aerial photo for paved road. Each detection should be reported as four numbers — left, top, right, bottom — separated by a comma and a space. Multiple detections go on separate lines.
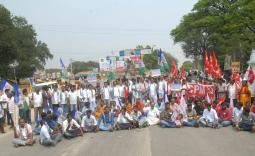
0, 126, 255, 156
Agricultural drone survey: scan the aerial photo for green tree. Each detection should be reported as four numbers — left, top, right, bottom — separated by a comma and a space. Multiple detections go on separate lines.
68, 61, 99, 74
0, 5, 53, 80
171, 0, 255, 71
182, 61, 193, 71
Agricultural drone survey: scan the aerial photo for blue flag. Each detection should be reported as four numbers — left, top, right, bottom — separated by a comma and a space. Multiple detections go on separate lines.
14, 83, 19, 104
0, 79, 7, 91
60, 58, 66, 69
157, 49, 167, 66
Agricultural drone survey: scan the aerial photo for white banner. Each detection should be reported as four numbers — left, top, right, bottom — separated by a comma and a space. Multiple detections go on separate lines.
99, 58, 110, 71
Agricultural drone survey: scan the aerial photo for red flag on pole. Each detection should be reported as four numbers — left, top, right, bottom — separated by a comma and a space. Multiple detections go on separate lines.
171, 61, 178, 79
180, 66, 186, 80
245, 65, 255, 84
204, 51, 209, 73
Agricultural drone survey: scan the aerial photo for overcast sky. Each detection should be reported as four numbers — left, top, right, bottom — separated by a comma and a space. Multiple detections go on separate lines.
0, 0, 197, 68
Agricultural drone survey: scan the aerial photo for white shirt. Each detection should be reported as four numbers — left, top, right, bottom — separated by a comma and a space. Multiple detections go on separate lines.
60, 91, 68, 104
233, 107, 243, 122
202, 108, 218, 122
52, 91, 60, 105
40, 124, 51, 143
118, 85, 125, 97
79, 88, 88, 102
249, 82, 255, 97
158, 81, 166, 93
228, 84, 237, 99
0, 93, 9, 109
8, 97, 15, 114
62, 119, 80, 133
69, 91, 78, 105
103, 87, 110, 100
81, 115, 97, 127
33, 92, 43, 108
113, 86, 120, 97
16, 124, 32, 140
149, 83, 157, 97
87, 89, 96, 102
117, 112, 132, 124
144, 107, 160, 119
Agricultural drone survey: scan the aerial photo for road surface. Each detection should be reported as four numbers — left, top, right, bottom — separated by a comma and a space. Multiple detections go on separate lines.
0, 126, 254, 156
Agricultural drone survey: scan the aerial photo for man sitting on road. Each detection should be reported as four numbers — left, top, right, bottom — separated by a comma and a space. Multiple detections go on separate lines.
160, 102, 178, 128
235, 107, 255, 132
199, 103, 220, 128
144, 101, 160, 126
184, 103, 199, 127
116, 106, 133, 130
218, 102, 232, 127
232, 102, 243, 127
62, 114, 83, 139
97, 106, 115, 131
39, 120, 62, 146
13, 118, 35, 147
81, 110, 98, 133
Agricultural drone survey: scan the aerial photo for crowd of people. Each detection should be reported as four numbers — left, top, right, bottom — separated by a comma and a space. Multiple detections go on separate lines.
0, 72, 255, 147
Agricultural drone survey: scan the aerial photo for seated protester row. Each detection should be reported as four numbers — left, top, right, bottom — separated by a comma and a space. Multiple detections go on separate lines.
97, 106, 115, 131
217, 102, 232, 127
81, 110, 98, 133
235, 106, 255, 132
116, 107, 133, 130
62, 114, 83, 139
39, 120, 62, 146
199, 103, 220, 128
13, 118, 36, 147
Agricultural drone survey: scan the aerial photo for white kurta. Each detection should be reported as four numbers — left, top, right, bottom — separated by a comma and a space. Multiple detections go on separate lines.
144, 107, 160, 125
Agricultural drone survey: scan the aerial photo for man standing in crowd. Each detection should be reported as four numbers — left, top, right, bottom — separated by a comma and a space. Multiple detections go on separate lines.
60, 86, 68, 114
22, 89, 31, 123
69, 86, 78, 112
227, 80, 238, 107
32, 88, 43, 122
51, 85, 60, 113
79, 84, 87, 112
102, 82, 111, 106
149, 79, 158, 104
42, 86, 51, 113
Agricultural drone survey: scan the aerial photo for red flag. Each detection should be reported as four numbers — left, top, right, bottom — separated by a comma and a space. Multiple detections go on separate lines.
246, 65, 255, 84
171, 61, 178, 79
213, 51, 222, 79
208, 53, 214, 75
204, 51, 209, 73
212, 50, 217, 67
180, 66, 185, 80
232, 72, 240, 84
